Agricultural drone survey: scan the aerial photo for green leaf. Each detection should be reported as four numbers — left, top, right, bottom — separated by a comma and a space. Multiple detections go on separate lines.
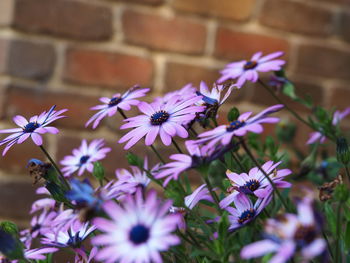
282, 82, 297, 99
126, 152, 143, 167
227, 107, 240, 122
93, 162, 105, 182
324, 202, 337, 234
345, 221, 350, 250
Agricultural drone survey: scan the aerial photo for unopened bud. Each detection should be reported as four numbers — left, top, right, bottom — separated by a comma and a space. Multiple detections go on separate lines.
336, 137, 350, 165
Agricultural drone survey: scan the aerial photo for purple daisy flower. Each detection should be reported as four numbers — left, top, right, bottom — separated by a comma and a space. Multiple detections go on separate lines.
119, 95, 204, 149
185, 184, 214, 209
154, 84, 196, 105
41, 221, 95, 248
193, 104, 283, 150
86, 85, 150, 129
23, 247, 59, 261
220, 161, 292, 209
226, 193, 272, 231
92, 190, 180, 263
196, 81, 234, 107
218, 51, 286, 87
307, 107, 350, 144
0, 105, 67, 155
240, 197, 326, 263
60, 139, 111, 177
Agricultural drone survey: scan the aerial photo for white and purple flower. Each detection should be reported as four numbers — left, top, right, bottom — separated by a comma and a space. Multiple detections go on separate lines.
60, 139, 111, 177
226, 193, 272, 231
92, 190, 180, 263
220, 161, 292, 208
193, 104, 283, 150
240, 197, 326, 262
185, 184, 214, 209
86, 85, 150, 129
218, 51, 286, 87
119, 95, 204, 149
0, 105, 67, 155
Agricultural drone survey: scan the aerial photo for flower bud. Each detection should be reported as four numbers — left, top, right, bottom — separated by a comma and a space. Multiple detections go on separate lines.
336, 137, 350, 165
334, 183, 349, 203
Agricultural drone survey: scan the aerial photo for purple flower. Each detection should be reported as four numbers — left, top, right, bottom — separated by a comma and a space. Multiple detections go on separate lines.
220, 161, 291, 208
23, 247, 59, 260
0, 106, 67, 155
226, 193, 271, 230
307, 107, 350, 144
155, 141, 234, 186
92, 190, 180, 263
74, 247, 97, 263
119, 96, 204, 149
41, 221, 95, 248
185, 184, 214, 209
196, 81, 233, 107
193, 104, 283, 149
60, 139, 111, 177
154, 84, 196, 105
240, 197, 326, 262
113, 156, 151, 193
86, 85, 150, 129
218, 51, 286, 87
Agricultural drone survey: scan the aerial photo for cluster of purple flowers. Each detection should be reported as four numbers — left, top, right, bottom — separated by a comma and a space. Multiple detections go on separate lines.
0, 50, 337, 263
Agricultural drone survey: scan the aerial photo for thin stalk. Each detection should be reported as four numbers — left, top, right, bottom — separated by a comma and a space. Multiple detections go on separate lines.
172, 139, 183, 153
258, 79, 336, 142
322, 230, 334, 260
258, 79, 311, 127
345, 166, 350, 183
117, 108, 128, 119
212, 117, 218, 127
190, 127, 198, 137
230, 151, 245, 171
204, 176, 221, 213
39, 145, 70, 190
150, 145, 166, 164
240, 138, 290, 211
335, 202, 342, 263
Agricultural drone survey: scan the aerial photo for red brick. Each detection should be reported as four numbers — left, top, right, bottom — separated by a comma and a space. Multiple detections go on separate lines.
214, 28, 290, 60
113, 0, 164, 5
3, 39, 55, 80
0, 180, 37, 219
164, 62, 220, 91
339, 11, 350, 43
0, 0, 14, 26
122, 10, 207, 54
248, 79, 325, 112
5, 85, 100, 129
259, 0, 334, 36
13, 0, 113, 40
295, 44, 350, 80
0, 138, 42, 174
328, 86, 350, 110
64, 48, 154, 89
172, 0, 256, 21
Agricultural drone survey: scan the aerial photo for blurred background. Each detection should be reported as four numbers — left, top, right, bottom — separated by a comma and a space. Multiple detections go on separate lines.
0, 0, 349, 226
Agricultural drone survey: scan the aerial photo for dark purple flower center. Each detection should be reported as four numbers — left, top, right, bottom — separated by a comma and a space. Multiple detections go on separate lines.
294, 225, 317, 246
240, 179, 260, 194
129, 224, 150, 245
79, 155, 90, 165
226, 120, 245, 132
67, 231, 82, 247
150, 110, 170, 125
23, 122, 39, 133
108, 96, 122, 107
244, 60, 258, 70
238, 208, 255, 224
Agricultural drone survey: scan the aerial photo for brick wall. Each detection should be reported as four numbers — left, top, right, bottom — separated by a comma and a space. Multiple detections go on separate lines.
0, 0, 349, 225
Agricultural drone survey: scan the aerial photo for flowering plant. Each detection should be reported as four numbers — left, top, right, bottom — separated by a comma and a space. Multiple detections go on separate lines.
0, 51, 349, 263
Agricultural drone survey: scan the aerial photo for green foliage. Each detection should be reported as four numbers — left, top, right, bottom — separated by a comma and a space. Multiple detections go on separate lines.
93, 161, 105, 183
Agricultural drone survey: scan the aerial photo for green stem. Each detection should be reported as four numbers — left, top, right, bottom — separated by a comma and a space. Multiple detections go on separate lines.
335, 202, 342, 263
345, 166, 350, 183
172, 139, 183, 153
118, 108, 128, 119
203, 175, 221, 213
212, 117, 218, 127
230, 151, 245, 171
150, 145, 166, 164
39, 145, 70, 190
240, 138, 290, 212
258, 79, 336, 142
